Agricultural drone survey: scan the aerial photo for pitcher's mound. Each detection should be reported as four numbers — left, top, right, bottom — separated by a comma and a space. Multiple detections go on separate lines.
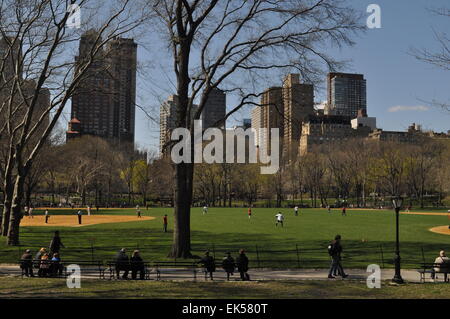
20, 215, 155, 227
429, 226, 450, 236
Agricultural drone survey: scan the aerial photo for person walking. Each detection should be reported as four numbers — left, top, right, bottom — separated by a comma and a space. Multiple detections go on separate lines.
137, 209, 142, 218
327, 234, 348, 279
222, 252, 235, 281
115, 248, 130, 279
29, 206, 34, 219
24, 206, 29, 218
199, 251, 216, 280
163, 214, 168, 232
327, 205, 331, 214
294, 206, 299, 216
203, 205, 208, 215
77, 210, 83, 225
236, 249, 250, 281
248, 207, 252, 219
130, 250, 145, 280
20, 249, 34, 277
275, 212, 284, 227
49, 231, 65, 256
87, 205, 91, 216
341, 206, 347, 216
44, 210, 50, 224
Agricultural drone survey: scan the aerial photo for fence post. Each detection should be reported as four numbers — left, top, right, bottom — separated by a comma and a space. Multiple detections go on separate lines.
255, 245, 261, 268
379, 244, 385, 268
296, 244, 301, 268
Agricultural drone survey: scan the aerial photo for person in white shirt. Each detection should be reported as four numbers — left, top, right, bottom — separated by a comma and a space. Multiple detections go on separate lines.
203, 205, 208, 215
87, 205, 91, 216
432, 250, 450, 282
45, 210, 50, 224
275, 213, 284, 227
294, 206, 299, 216
29, 207, 33, 219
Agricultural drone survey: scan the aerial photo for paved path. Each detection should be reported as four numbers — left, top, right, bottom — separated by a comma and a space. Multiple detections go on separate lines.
0, 264, 437, 283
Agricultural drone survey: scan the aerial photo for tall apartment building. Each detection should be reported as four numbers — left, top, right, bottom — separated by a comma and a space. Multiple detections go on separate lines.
201, 88, 226, 129
159, 95, 179, 155
282, 74, 314, 158
251, 106, 263, 148
0, 37, 49, 140
0, 37, 22, 83
260, 87, 283, 154
68, 31, 137, 144
325, 73, 366, 118
159, 95, 200, 156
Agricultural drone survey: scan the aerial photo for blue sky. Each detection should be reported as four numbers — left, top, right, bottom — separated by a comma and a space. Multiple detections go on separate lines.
128, 0, 450, 152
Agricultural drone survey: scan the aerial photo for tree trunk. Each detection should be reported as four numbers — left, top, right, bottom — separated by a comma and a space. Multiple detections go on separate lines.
7, 173, 25, 246
169, 162, 193, 258
1, 179, 14, 236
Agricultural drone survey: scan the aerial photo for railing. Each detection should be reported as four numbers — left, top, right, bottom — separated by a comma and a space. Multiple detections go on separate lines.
7, 242, 438, 270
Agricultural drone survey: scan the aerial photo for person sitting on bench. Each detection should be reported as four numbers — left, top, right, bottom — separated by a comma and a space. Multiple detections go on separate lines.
50, 253, 64, 277
115, 248, 130, 279
130, 250, 145, 280
431, 250, 450, 282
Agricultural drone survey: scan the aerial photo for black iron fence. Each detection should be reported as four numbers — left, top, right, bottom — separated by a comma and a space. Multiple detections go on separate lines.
4, 242, 436, 269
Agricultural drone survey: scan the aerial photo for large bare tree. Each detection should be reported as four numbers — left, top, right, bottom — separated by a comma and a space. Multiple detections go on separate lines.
0, 0, 147, 245
151, 0, 363, 257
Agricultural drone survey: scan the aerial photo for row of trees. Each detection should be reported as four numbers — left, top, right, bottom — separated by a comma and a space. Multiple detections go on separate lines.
192, 139, 450, 209
5, 135, 449, 213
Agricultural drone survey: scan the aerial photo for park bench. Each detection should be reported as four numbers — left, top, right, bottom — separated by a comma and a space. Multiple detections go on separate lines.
19, 260, 106, 279
153, 261, 199, 281
106, 261, 152, 280
417, 262, 450, 283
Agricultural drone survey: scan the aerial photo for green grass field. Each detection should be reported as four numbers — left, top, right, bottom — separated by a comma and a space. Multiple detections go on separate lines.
1, 207, 449, 268
1, 277, 449, 299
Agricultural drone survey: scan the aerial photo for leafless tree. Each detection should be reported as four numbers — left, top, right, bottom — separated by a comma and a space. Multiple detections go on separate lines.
150, 0, 363, 257
0, 0, 148, 245
410, 6, 450, 111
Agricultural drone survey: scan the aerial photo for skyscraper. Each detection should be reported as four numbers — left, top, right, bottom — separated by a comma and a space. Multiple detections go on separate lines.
201, 88, 226, 129
159, 95, 199, 156
159, 95, 179, 155
252, 87, 283, 154
325, 72, 366, 118
282, 74, 314, 158
68, 30, 137, 144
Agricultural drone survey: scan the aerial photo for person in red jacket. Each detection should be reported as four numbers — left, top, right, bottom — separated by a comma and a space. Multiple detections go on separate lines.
248, 207, 252, 219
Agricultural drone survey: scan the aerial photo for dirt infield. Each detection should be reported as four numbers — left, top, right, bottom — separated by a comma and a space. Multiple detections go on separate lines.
400, 212, 450, 216
429, 226, 450, 236
20, 215, 155, 227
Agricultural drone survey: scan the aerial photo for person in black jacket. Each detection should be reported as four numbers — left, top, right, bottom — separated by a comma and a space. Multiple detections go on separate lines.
115, 248, 130, 279
49, 231, 65, 256
199, 251, 215, 280
327, 234, 348, 279
20, 249, 34, 277
222, 252, 235, 281
130, 250, 145, 280
236, 249, 250, 281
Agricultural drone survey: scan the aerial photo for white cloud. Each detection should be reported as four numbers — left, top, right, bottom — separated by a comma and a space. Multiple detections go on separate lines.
388, 105, 430, 113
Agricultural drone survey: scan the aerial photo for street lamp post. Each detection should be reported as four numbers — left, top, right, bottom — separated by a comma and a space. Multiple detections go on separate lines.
392, 196, 404, 284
